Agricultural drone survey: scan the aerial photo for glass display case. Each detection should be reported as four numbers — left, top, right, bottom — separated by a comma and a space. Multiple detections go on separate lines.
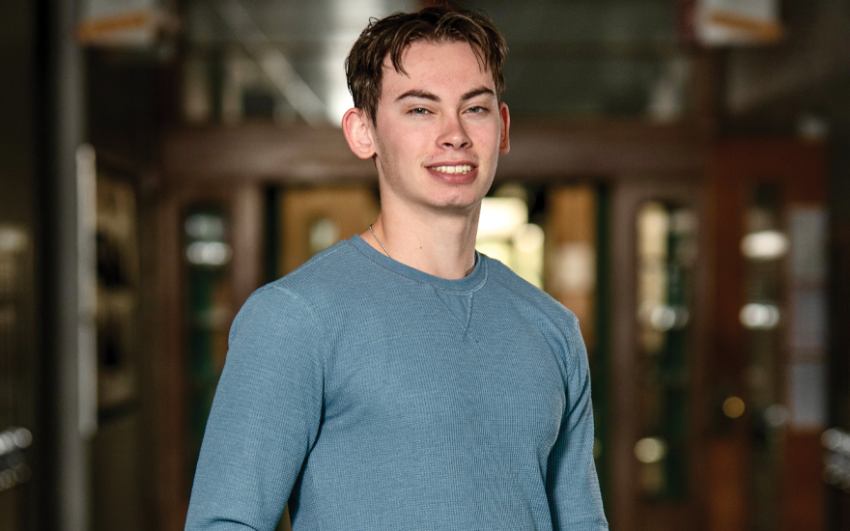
635, 202, 697, 501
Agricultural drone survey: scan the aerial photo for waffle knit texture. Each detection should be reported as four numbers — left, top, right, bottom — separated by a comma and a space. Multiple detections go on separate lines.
185, 235, 608, 531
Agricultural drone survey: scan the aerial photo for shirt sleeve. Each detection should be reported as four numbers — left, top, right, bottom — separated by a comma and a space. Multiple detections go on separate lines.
185, 284, 326, 531
547, 312, 609, 531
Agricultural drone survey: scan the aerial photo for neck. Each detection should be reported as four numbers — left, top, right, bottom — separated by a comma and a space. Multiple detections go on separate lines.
362, 203, 480, 280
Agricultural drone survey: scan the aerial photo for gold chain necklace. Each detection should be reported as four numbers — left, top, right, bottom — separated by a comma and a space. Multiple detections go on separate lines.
368, 224, 392, 258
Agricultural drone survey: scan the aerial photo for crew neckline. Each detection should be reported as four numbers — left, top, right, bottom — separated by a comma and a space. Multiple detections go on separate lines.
349, 234, 487, 294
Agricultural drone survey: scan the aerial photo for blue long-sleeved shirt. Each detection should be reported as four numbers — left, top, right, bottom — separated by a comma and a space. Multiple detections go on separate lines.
185, 235, 608, 530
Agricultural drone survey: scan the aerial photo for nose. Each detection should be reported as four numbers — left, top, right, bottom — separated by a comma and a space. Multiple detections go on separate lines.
437, 114, 471, 149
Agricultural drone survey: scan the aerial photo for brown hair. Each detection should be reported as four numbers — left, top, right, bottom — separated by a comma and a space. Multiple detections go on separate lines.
345, 6, 508, 122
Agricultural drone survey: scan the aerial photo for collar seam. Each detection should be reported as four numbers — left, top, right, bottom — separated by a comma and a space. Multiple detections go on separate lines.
345, 238, 488, 294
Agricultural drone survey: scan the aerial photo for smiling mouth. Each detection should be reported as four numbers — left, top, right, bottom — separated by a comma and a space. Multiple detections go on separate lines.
428, 164, 475, 175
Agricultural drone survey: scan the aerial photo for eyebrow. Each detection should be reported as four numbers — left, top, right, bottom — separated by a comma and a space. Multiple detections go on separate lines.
460, 86, 496, 101
395, 89, 439, 103
394, 86, 496, 103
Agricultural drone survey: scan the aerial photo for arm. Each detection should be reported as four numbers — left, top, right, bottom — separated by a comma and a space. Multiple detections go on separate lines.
547, 313, 608, 531
185, 285, 326, 531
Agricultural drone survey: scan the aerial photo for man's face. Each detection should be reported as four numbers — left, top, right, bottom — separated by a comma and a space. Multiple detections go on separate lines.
368, 40, 510, 215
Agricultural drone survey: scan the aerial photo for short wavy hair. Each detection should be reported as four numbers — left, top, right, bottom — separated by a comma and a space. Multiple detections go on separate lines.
345, 6, 508, 123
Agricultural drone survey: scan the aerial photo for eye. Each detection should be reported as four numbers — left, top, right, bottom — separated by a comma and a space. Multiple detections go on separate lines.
409, 107, 431, 115
466, 106, 488, 115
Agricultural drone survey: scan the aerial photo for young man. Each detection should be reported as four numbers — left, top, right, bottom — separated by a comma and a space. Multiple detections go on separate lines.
185, 7, 607, 531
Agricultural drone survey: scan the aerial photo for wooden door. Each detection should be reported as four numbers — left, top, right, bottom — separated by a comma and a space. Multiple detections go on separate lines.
707, 139, 827, 531
278, 186, 380, 276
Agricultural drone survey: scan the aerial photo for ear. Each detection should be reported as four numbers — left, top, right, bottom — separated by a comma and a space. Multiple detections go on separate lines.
498, 102, 511, 155
342, 107, 376, 160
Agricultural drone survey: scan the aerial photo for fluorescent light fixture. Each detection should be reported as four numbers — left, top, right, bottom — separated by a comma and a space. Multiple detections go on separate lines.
741, 230, 789, 260
739, 302, 780, 329
186, 241, 232, 266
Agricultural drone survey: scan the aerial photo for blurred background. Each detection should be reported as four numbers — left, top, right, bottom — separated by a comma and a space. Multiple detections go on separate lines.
2, 0, 850, 530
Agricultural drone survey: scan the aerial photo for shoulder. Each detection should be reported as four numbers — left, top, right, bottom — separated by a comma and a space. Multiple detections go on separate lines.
272, 240, 362, 290
234, 239, 380, 337
264, 239, 376, 306
225, 243, 374, 367
482, 254, 578, 326
231, 242, 352, 329
481, 254, 586, 372
229, 282, 322, 350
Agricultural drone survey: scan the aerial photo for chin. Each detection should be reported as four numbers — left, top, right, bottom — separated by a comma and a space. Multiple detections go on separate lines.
427, 194, 483, 214
430, 183, 491, 209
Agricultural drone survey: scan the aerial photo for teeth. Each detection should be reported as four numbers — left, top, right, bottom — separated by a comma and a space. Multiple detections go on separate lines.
431, 165, 473, 174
